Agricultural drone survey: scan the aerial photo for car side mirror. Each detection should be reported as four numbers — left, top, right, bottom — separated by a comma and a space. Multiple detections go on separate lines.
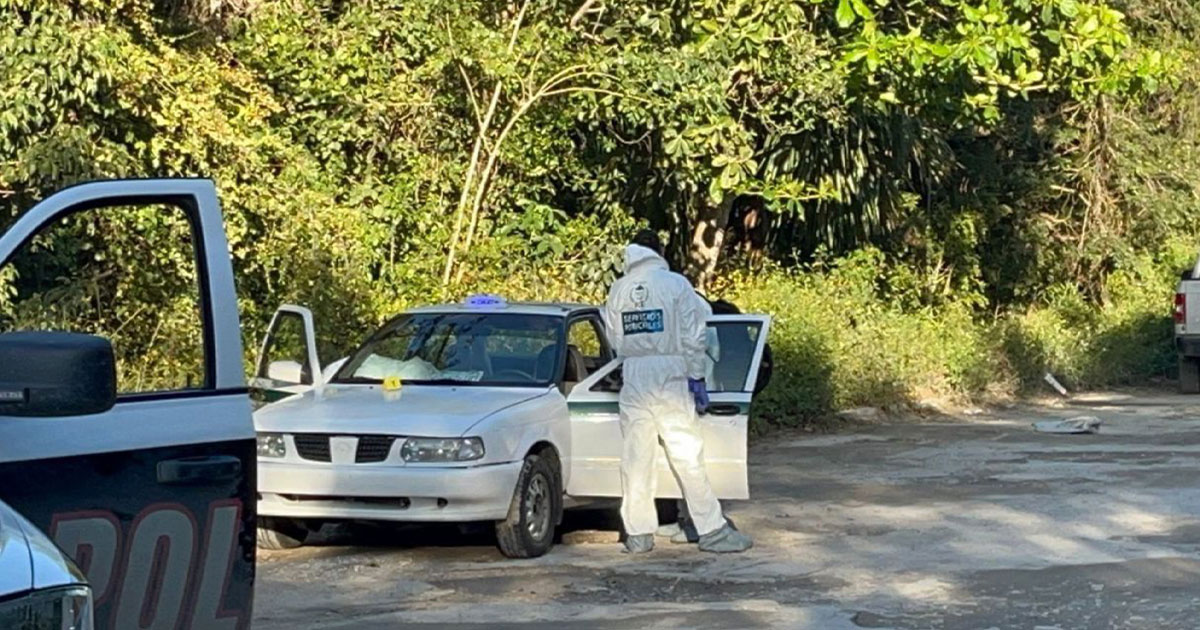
0, 331, 116, 417
266, 360, 304, 384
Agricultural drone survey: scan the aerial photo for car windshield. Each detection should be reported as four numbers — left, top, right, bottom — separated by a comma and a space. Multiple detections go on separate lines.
332, 312, 563, 387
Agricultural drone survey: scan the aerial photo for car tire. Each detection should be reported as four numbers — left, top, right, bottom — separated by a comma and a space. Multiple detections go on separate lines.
1180, 357, 1200, 394
257, 517, 308, 550
495, 452, 560, 558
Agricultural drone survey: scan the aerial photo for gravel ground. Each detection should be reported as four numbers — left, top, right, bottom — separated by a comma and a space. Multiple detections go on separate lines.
254, 391, 1200, 629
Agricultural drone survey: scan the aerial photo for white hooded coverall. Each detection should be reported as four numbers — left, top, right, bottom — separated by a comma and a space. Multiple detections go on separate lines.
604, 244, 726, 538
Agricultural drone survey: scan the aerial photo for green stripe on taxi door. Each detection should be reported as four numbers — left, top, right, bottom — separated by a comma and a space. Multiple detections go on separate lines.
567, 401, 750, 415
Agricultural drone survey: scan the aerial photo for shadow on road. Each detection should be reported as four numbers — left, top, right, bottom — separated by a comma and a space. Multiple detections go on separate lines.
300, 506, 626, 555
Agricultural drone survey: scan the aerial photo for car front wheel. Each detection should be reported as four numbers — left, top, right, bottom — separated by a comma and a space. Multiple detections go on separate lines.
495, 452, 560, 558
256, 516, 309, 550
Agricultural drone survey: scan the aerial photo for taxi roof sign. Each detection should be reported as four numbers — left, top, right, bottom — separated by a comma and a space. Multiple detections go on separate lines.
464, 294, 507, 309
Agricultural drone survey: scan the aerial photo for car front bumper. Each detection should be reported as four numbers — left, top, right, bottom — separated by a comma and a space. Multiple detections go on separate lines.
257, 460, 523, 522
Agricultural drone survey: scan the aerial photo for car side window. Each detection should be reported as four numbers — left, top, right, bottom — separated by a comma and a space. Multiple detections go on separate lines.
707, 321, 762, 393
587, 321, 764, 394
567, 317, 609, 365
0, 203, 208, 394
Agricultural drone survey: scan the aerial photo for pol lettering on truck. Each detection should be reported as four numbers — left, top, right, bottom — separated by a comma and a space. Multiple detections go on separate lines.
51, 501, 245, 630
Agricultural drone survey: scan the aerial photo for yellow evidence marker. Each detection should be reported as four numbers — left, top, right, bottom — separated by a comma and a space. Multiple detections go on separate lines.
383, 375, 402, 392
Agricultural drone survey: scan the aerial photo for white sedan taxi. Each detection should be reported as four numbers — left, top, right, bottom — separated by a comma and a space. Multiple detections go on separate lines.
252, 296, 769, 557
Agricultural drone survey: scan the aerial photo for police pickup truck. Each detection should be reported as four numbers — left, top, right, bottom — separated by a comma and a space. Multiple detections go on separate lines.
0, 180, 255, 630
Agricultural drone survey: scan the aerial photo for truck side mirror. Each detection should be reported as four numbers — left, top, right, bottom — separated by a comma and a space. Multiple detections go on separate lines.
0, 331, 117, 417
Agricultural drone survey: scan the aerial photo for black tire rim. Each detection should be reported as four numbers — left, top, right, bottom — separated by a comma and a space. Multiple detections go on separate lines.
524, 471, 552, 541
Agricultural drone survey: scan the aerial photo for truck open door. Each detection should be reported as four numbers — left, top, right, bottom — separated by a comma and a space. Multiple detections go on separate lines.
0, 180, 255, 630
565, 314, 771, 500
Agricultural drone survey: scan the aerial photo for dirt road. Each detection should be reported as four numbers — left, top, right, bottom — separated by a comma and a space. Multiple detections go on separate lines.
254, 392, 1200, 629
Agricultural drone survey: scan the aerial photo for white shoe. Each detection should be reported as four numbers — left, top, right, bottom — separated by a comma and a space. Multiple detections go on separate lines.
655, 522, 683, 538
698, 524, 752, 553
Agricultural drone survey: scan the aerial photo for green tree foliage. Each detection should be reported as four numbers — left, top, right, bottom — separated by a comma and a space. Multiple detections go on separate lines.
0, 0, 1194, 419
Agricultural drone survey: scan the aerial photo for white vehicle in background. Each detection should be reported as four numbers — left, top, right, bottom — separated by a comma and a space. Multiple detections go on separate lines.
0, 499, 93, 629
1177, 263, 1200, 392
252, 296, 770, 557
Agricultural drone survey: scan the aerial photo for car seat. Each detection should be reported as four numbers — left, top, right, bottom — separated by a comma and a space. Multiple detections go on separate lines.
561, 344, 588, 393
444, 336, 492, 375
534, 345, 558, 382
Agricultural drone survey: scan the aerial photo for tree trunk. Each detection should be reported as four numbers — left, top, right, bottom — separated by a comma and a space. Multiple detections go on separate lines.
685, 194, 734, 290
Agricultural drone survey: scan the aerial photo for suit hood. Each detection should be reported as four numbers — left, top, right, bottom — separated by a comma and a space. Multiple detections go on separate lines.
624, 244, 669, 274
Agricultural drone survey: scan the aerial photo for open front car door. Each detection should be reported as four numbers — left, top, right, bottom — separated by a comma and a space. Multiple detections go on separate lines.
565, 314, 771, 500
251, 304, 323, 407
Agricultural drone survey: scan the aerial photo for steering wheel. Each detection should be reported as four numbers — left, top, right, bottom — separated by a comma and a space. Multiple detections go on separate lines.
493, 368, 535, 382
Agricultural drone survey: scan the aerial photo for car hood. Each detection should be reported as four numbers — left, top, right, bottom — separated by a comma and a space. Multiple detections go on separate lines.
0, 501, 31, 596
254, 384, 550, 437
0, 499, 84, 596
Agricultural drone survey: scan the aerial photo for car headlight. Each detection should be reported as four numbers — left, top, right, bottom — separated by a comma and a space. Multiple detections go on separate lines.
257, 432, 286, 458
400, 437, 485, 463
0, 584, 93, 630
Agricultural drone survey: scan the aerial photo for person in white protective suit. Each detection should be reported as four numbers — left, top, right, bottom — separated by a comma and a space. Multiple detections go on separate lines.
603, 230, 752, 554
656, 292, 726, 544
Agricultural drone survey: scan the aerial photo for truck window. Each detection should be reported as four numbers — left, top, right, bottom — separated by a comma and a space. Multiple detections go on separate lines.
0, 203, 207, 394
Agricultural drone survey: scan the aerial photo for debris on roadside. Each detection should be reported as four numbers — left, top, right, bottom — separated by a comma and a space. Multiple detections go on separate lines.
1032, 416, 1102, 434
561, 530, 620, 545
914, 399, 948, 416
837, 407, 885, 423
1043, 372, 1070, 397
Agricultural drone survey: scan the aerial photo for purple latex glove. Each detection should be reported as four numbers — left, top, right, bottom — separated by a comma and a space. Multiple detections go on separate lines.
687, 378, 710, 414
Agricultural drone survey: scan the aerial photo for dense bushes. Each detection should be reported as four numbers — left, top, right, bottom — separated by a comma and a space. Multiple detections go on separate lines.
717, 239, 1187, 429
0, 1, 1197, 425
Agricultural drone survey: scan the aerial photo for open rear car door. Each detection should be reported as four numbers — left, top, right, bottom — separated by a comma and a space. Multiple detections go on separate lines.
565, 314, 771, 499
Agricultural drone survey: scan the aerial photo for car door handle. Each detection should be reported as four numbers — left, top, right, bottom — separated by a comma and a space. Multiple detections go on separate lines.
706, 404, 741, 416
157, 456, 242, 485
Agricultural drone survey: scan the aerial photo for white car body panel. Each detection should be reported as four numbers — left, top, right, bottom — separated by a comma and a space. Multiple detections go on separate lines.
255, 384, 551, 442
258, 461, 524, 521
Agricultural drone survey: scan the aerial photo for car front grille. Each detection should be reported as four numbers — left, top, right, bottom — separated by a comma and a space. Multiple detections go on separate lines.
355, 436, 397, 463
293, 434, 331, 462
291, 434, 401, 463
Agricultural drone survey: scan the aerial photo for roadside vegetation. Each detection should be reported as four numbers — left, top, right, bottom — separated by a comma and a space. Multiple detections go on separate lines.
1, 0, 1197, 428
